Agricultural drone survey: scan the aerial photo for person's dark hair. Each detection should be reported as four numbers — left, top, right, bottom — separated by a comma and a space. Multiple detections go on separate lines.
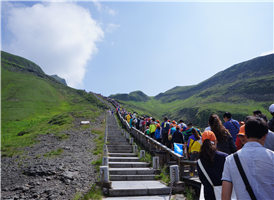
253, 110, 262, 116
164, 117, 168, 121
187, 123, 193, 127
245, 116, 268, 139
179, 120, 184, 123
199, 139, 216, 167
209, 114, 230, 142
192, 128, 200, 140
152, 118, 155, 121
223, 112, 232, 119
258, 113, 268, 123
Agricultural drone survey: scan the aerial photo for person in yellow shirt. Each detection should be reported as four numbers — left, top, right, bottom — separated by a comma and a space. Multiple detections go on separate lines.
149, 118, 157, 138
126, 113, 131, 123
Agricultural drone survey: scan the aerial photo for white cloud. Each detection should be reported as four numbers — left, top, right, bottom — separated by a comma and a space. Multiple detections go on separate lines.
93, 1, 117, 16
106, 6, 116, 16
106, 23, 120, 33
93, 1, 102, 12
3, 2, 104, 88
260, 50, 274, 56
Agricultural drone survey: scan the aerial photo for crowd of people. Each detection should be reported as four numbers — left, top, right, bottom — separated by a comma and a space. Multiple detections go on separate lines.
112, 102, 274, 200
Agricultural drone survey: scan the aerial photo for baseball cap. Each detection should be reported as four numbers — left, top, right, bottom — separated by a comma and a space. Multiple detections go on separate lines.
237, 125, 245, 136
176, 125, 180, 129
269, 104, 274, 113
202, 131, 217, 143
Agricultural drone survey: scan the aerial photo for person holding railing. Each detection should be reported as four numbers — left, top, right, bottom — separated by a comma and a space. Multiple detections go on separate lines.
171, 125, 184, 149
167, 124, 176, 149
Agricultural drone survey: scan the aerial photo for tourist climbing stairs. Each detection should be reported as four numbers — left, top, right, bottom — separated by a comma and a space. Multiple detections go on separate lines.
104, 115, 171, 199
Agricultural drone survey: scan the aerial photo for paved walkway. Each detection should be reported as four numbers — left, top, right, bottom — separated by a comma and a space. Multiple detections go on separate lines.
104, 115, 171, 199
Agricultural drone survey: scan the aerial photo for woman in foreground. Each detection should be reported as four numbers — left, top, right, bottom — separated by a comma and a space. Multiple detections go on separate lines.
197, 131, 228, 200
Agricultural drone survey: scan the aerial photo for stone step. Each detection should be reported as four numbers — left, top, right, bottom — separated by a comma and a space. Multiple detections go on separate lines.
107, 139, 128, 142
109, 168, 156, 175
107, 147, 132, 151
108, 149, 133, 153
108, 153, 137, 157
110, 175, 156, 181
108, 143, 130, 146
104, 195, 170, 199
108, 137, 127, 139
109, 157, 140, 162
108, 145, 131, 148
109, 181, 170, 197
109, 162, 150, 168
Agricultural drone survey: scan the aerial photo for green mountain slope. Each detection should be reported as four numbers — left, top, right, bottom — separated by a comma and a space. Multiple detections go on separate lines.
109, 90, 151, 102
110, 54, 273, 128
155, 54, 273, 102
1, 51, 45, 74
1, 52, 107, 157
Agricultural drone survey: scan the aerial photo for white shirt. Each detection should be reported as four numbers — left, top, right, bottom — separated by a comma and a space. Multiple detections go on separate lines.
264, 130, 274, 151
222, 142, 274, 200
204, 126, 211, 131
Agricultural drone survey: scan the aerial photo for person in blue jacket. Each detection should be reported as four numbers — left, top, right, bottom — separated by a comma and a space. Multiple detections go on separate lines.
154, 124, 162, 143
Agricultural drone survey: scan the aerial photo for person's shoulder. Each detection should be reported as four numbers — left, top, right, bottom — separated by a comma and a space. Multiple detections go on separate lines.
215, 150, 229, 158
267, 130, 274, 137
231, 118, 239, 124
265, 146, 274, 155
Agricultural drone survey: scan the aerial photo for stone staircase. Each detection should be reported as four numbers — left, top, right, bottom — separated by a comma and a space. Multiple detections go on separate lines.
104, 116, 171, 199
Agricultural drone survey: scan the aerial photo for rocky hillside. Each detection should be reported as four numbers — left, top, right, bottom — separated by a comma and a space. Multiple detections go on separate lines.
1, 51, 108, 199
50, 74, 67, 85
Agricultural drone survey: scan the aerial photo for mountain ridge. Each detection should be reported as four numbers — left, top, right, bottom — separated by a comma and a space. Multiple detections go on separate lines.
108, 54, 273, 128
109, 90, 151, 102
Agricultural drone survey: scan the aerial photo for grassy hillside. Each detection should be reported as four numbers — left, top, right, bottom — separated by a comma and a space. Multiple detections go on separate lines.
1, 51, 45, 74
109, 90, 151, 102
110, 54, 274, 128
1, 54, 107, 157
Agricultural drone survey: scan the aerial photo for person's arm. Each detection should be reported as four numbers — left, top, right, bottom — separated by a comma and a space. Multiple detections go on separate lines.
222, 181, 233, 200
235, 136, 242, 150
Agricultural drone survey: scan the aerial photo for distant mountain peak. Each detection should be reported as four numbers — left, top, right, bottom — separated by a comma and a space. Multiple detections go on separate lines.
50, 74, 67, 85
109, 90, 151, 102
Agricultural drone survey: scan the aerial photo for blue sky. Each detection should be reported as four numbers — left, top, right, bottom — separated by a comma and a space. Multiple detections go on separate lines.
1, 1, 273, 97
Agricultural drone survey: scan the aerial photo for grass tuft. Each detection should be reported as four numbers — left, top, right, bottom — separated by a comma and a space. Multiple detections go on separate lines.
43, 148, 64, 158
